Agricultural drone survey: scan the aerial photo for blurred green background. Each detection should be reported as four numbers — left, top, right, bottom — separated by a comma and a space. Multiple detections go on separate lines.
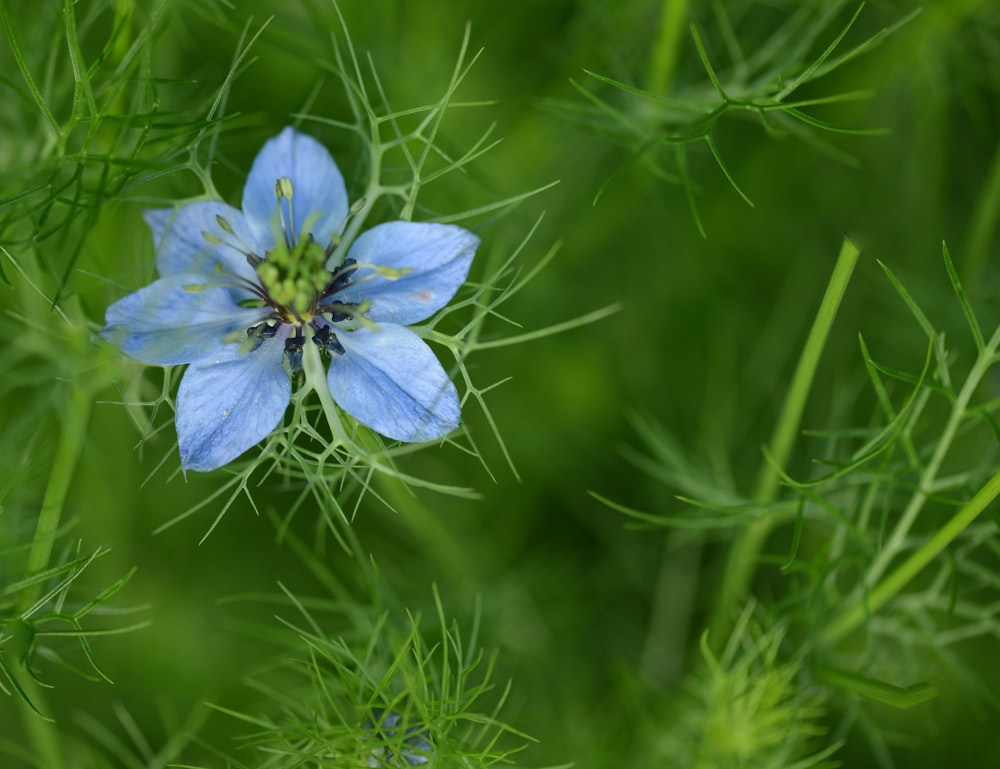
3, 0, 1000, 766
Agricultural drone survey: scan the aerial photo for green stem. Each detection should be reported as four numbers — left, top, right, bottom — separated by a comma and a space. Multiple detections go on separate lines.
753, 238, 861, 503
13, 378, 90, 767
110, 0, 135, 63
0, 0, 60, 137
374, 476, 479, 579
960, 136, 1000, 286
865, 323, 1000, 587
302, 340, 349, 445
823, 467, 1000, 645
304, 341, 476, 577
707, 237, 860, 648
18, 673, 64, 769
647, 0, 690, 95
18, 379, 91, 615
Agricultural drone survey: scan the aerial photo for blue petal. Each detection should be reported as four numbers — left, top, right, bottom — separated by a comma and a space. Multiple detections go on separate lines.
176, 333, 291, 472
145, 202, 263, 282
327, 324, 460, 442
241, 127, 349, 250
101, 274, 269, 365
336, 222, 478, 325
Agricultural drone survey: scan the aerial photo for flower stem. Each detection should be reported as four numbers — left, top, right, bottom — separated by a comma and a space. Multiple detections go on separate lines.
960, 135, 1000, 285
646, 0, 689, 95
706, 237, 860, 649
301, 341, 477, 577
823, 466, 1000, 645
373, 474, 480, 579
13, 377, 90, 769
302, 341, 349, 445
17, 378, 91, 615
17, 672, 64, 769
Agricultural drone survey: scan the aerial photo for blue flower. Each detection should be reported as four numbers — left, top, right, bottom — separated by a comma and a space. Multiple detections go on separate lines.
365, 709, 433, 767
102, 127, 478, 472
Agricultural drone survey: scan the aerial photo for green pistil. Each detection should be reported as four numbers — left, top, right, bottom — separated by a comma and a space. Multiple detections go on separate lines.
257, 236, 331, 317
255, 176, 332, 318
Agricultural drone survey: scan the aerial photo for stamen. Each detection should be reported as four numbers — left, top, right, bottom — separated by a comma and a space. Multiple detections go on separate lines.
283, 329, 305, 374
224, 273, 271, 304
311, 323, 345, 355
173, 269, 271, 309
325, 260, 408, 293
325, 197, 367, 260
321, 258, 358, 299
246, 321, 278, 352
323, 301, 360, 323
215, 214, 236, 235
372, 264, 413, 281
202, 215, 265, 268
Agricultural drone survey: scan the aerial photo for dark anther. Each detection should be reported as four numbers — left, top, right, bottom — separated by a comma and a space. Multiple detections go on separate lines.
324, 301, 358, 323
322, 258, 357, 298
283, 332, 305, 374
246, 321, 278, 351
311, 323, 346, 356
245, 252, 263, 268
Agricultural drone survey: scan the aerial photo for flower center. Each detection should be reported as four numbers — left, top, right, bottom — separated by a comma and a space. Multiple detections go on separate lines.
208, 176, 363, 373
246, 175, 335, 323
256, 235, 330, 320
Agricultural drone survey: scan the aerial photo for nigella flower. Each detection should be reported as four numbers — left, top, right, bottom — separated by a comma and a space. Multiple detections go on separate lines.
101, 127, 478, 472
365, 709, 433, 767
